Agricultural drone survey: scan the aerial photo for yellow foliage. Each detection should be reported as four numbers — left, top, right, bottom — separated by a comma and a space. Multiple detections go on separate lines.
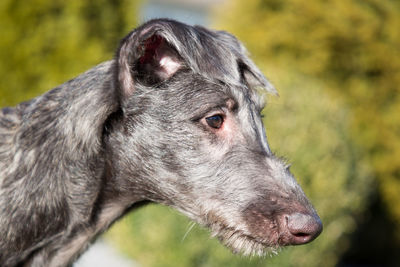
0, 0, 140, 106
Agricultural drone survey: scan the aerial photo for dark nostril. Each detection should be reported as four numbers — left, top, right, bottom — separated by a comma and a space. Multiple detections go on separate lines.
286, 212, 323, 245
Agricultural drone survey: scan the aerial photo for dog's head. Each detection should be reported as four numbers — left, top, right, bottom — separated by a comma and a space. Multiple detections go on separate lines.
107, 19, 322, 256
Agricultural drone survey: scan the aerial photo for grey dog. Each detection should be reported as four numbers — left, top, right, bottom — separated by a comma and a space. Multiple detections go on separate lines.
0, 19, 322, 266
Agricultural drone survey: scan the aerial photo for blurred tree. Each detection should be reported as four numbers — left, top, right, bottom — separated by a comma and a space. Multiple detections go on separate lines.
214, 0, 400, 265
0, 0, 140, 106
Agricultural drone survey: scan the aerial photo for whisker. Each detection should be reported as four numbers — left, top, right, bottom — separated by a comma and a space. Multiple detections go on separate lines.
181, 221, 196, 242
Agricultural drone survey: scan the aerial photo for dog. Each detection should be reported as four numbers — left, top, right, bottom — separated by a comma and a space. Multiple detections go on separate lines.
0, 19, 322, 266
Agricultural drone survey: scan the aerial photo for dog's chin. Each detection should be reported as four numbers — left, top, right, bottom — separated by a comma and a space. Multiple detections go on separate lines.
207, 223, 282, 257
179, 207, 282, 256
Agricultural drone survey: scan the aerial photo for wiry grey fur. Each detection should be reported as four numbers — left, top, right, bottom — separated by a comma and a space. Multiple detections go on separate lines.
0, 19, 322, 266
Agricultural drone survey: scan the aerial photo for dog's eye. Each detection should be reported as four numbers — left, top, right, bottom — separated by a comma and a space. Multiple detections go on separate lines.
205, 115, 224, 129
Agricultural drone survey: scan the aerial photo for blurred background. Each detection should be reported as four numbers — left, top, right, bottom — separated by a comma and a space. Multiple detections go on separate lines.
1, 0, 399, 266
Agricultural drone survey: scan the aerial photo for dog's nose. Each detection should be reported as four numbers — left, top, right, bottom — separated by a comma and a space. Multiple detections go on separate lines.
283, 212, 323, 245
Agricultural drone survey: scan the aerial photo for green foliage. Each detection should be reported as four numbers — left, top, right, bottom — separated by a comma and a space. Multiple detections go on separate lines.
0, 0, 140, 106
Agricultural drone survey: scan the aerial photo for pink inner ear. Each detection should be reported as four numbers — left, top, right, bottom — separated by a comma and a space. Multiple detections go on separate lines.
139, 34, 181, 80
139, 35, 163, 64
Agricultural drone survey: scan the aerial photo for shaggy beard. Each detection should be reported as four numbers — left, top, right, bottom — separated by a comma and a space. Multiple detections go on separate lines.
207, 222, 282, 257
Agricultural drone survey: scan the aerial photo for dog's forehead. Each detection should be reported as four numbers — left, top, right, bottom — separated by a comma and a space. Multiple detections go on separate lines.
182, 27, 243, 87
172, 73, 265, 115
221, 82, 266, 113
177, 25, 267, 109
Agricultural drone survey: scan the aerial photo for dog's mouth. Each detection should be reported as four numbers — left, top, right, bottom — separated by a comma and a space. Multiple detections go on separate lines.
200, 206, 322, 256
206, 221, 281, 257
201, 211, 283, 257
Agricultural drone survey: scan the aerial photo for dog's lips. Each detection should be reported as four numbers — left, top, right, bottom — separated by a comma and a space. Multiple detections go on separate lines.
206, 221, 281, 256
200, 209, 282, 256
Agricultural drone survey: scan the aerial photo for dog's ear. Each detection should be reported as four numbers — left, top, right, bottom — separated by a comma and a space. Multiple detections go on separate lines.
215, 30, 277, 95
240, 61, 278, 96
116, 25, 183, 97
